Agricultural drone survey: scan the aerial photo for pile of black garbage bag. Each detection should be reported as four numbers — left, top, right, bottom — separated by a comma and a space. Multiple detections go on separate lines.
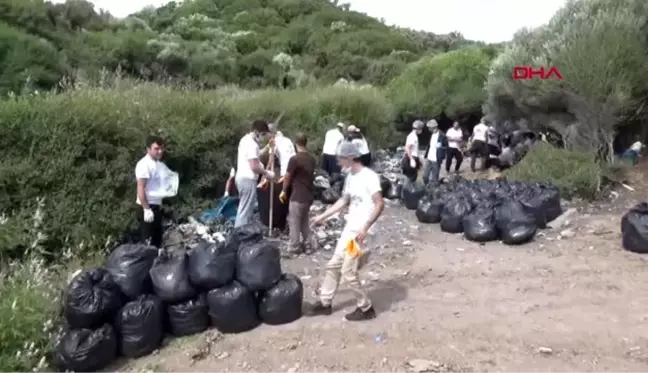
621, 202, 648, 254
405, 178, 562, 245
53, 223, 303, 372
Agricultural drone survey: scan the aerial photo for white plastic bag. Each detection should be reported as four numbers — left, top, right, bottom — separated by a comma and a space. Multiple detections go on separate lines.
149, 162, 179, 198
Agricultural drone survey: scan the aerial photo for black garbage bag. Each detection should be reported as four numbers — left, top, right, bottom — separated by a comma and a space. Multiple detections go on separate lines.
321, 187, 340, 204
463, 206, 498, 242
440, 198, 473, 233
188, 240, 236, 290
495, 201, 537, 245
53, 324, 117, 372
621, 202, 648, 253
258, 274, 303, 325
236, 240, 282, 291
105, 243, 158, 300
415, 198, 443, 224
150, 251, 196, 302
115, 294, 164, 358
206, 281, 260, 333
402, 181, 425, 210
518, 184, 562, 228
65, 268, 123, 329
379, 175, 392, 197
167, 294, 209, 337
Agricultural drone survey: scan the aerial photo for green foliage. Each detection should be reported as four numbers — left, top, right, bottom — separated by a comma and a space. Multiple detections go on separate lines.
504, 142, 602, 199
0, 82, 395, 258
484, 0, 648, 159
388, 46, 493, 122
0, 0, 485, 93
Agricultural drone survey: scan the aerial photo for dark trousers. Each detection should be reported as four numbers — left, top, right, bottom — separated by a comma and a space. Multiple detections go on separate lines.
138, 204, 163, 247
322, 154, 340, 176
359, 153, 371, 167
401, 156, 421, 181
470, 140, 489, 171
445, 148, 463, 172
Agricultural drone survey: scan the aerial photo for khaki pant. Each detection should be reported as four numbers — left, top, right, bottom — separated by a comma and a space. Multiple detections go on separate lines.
288, 201, 314, 251
319, 229, 372, 311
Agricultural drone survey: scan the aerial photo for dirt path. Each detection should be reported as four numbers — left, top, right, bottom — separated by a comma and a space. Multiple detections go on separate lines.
113, 194, 648, 372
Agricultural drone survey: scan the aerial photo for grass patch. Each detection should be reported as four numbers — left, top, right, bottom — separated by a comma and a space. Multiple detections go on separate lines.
504, 141, 603, 199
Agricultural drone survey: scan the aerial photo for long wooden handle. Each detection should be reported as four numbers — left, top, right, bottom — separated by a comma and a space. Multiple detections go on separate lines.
268, 146, 275, 237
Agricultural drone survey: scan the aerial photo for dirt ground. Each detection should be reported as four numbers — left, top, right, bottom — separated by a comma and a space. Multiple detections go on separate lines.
115, 163, 648, 373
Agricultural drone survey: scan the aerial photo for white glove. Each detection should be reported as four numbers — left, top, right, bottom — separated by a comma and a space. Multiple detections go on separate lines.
223, 191, 229, 197
265, 170, 276, 180
143, 208, 154, 223
229, 168, 235, 178
409, 158, 416, 168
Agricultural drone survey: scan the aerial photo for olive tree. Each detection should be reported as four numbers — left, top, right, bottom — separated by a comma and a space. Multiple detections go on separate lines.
484, 0, 648, 161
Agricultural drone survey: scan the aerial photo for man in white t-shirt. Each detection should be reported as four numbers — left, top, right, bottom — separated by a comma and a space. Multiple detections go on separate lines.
322, 122, 345, 175
235, 120, 275, 228
268, 121, 295, 181
423, 119, 445, 184
469, 118, 490, 172
402, 120, 423, 181
135, 136, 169, 247
445, 121, 464, 174
307, 141, 384, 321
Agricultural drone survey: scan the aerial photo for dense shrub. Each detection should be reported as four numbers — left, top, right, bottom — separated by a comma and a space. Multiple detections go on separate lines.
0, 83, 395, 259
504, 142, 602, 199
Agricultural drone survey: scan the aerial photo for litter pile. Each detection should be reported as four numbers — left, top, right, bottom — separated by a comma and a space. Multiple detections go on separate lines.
407, 178, 562, 245
621, 202, 648, 254
53, 223, 303, 372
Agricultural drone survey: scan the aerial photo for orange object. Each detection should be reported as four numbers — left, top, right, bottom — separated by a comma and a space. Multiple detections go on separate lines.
346, 239, 362, 257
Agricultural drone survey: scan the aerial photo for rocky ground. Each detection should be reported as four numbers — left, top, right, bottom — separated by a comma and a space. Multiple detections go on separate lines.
113, 159, 648, 373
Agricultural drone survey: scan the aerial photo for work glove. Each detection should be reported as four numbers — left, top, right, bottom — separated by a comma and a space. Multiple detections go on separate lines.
265, 170, 276, 180
279, 191, 288, 203
278, 176, 285, 183
229, 168, 235, 178
143, 208, 154, 223
409, 157, 416, 168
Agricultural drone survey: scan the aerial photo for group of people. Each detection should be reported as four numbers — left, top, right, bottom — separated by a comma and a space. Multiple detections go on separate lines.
132, 120, 384, 322
403, 118, 528, 184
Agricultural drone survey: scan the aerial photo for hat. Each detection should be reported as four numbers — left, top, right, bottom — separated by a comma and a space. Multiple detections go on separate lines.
426, 119, 438, 128
268, 121, 278, 132
412, 120, 424, 129
336, 122, 345, 128
347, 125, 359, 132
336, 141, 361, 158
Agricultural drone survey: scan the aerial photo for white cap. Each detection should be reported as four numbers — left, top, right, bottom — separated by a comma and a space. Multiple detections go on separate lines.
412, 120, 424, 129
426, 119, 438, 128
336, 122, 345, 128
347, 125, 359, 132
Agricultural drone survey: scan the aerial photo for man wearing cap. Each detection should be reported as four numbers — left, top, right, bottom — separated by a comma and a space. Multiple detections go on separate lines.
469, 117, 490, 172
402, 120, 423, 181
307, 141, 384, 321
422, 119, 446, 185
322, 122, 345, 176
268, 121, 296, 181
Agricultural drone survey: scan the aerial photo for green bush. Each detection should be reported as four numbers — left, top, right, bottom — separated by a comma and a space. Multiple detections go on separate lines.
504, 142, 602, 199
0, 83, 395, 259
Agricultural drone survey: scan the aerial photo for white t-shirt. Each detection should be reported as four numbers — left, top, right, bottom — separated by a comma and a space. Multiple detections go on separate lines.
472, 123, 488, 142
405, 131, 419, 157
352, 138, 370, 155
427, 132, 440, 161
135, 155, 165, 205
236, 133, 260, 180
322, 128, 344, 155
342, 167, 382, 233
446, 128, 463, 149
275, 133, 296, 176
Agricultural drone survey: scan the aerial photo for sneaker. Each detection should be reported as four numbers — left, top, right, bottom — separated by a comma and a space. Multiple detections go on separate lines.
344, 306, 377, 321
304, 301, 332, 316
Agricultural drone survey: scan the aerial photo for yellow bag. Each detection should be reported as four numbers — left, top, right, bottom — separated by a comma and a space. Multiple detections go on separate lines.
345, 239, 362, 258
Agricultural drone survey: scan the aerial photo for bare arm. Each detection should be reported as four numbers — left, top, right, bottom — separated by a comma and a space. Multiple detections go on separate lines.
137, 179, 149, 209
363, 192, 384, 232
282, 157, 296, 193
318, 195, 349, 220
248, 159, 266, 175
